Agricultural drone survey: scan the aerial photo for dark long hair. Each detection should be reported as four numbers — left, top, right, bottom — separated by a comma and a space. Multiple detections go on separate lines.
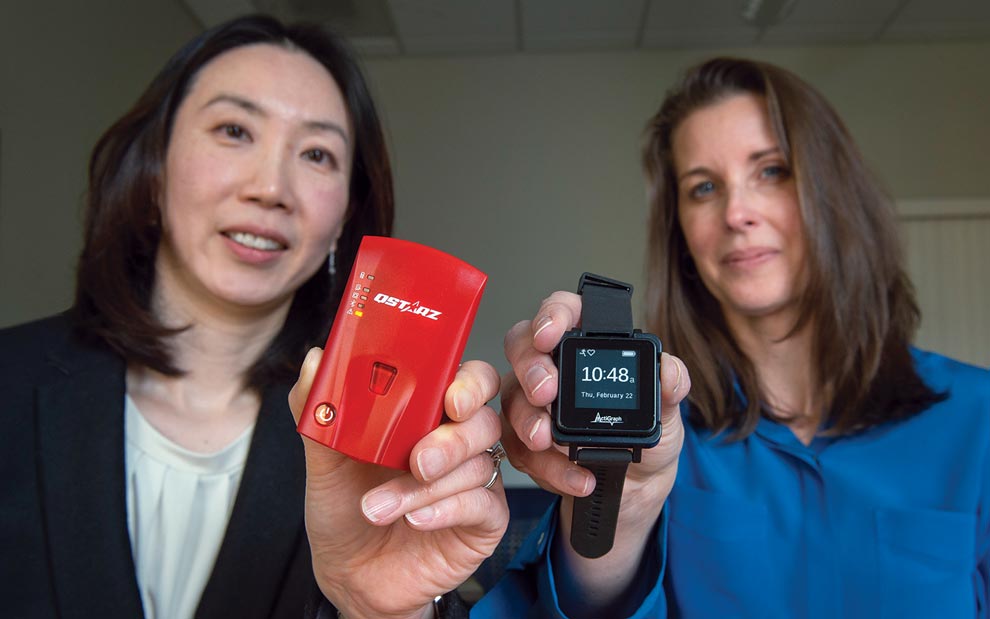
642, 57, 943, 437
73, 14, 394, 391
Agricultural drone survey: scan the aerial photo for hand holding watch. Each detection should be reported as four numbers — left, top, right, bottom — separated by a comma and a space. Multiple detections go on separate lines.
551, 273, 663, 559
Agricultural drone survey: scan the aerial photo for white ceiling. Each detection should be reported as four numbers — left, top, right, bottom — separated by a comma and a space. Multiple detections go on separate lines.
182, 0, 990, 57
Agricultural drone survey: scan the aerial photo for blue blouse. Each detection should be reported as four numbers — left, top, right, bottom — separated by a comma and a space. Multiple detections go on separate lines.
475, 350, 990, 618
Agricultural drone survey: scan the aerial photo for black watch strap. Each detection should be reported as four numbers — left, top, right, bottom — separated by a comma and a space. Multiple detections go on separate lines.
571, 448, 633, 558
577, 273, 634, 336
569, 273, 637, 558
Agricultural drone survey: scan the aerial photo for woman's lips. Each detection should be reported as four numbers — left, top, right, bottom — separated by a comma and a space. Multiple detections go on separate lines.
722, 247, 778, 267
223, 230, 286, 251
221, 227, 289, 264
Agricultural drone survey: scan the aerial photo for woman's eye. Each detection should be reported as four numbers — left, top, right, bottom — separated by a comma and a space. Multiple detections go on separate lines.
304, 148, 337, 169
761, 164, 790, 180
218, 124, 248, 140
689, 180, 716, 199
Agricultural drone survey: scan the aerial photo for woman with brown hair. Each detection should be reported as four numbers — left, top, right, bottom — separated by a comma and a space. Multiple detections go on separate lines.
1, 15, 505, 619
485, 57, 990, 618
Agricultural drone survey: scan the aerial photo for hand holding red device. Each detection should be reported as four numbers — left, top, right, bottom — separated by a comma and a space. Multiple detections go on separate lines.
297, 236, 487, 470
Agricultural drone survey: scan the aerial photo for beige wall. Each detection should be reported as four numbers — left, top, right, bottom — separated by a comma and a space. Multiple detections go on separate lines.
0, 1, 201, 324
1, 3, 988, 382
359, 43, 990, 373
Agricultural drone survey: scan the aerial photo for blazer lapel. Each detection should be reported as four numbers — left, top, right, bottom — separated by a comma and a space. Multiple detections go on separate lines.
35, 346, 145, 619
195, 383, 308, 619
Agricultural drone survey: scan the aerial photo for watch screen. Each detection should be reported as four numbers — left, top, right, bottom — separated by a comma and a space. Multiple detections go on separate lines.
554, 335, 660, 436
574, 347, 639, 410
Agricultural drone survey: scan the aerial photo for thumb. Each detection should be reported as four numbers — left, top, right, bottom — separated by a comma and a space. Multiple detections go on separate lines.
289, 347, 324, 424
659, 352, 690, 425
289, 347, 350, 478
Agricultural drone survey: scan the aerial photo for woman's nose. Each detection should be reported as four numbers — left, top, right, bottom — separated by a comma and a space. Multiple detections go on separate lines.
241, 147, 292, 210
723, 185, 757, 231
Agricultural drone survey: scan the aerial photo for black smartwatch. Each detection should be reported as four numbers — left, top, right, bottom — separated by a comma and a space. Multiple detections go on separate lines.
551, 273, 662, 558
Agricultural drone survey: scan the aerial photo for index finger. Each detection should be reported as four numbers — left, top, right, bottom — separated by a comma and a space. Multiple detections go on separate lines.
444, 360, 501, 422
503, 292, 583, 407
528, 291, 583, 353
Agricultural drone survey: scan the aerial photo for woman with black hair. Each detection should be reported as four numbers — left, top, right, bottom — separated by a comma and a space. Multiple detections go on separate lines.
1, 15, 506, 619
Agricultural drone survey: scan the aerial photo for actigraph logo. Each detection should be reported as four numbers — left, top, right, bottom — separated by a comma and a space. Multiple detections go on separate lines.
592, 412, 623, 426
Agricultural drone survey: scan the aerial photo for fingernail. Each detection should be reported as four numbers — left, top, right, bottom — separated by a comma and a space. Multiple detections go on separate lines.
417, 447, 446, 481
662, 352, 682, 395
527, 417, 542, 443
362, 489, 400, 523
405, 505, 436, 526
526, 365, 552, 396
566, 468, 591, 496
453, 388, 473, 418
533, 315, 553, 339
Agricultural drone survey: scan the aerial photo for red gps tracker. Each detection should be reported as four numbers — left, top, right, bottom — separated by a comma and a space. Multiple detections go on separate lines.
297, 236, 487, 470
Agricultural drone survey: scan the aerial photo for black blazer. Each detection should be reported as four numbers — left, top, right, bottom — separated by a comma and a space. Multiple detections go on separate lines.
0, 314, 315, 618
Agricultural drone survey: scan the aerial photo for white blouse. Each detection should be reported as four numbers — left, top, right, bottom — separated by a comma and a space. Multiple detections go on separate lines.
124, 395, 254, 619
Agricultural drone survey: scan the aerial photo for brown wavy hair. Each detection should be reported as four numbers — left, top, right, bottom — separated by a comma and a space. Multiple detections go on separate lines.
642, 57, 943, 437
73, 15, 393, 391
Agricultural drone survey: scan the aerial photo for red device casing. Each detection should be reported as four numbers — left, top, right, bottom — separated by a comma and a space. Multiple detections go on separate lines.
297, 236, 487, 470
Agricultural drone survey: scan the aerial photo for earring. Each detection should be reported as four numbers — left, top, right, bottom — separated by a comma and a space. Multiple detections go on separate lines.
328, 251, 336, 276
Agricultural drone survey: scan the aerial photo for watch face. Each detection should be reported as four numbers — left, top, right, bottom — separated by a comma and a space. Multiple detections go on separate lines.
554, 335, 660, 436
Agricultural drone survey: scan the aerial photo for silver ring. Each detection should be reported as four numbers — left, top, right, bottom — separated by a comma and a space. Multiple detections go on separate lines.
483, 442, 506, 490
